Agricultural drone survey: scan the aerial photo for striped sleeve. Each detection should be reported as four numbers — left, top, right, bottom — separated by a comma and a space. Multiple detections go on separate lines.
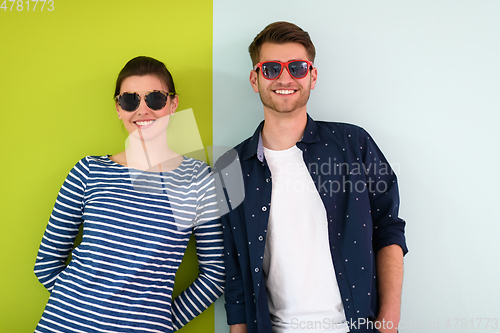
34, 157, 90, 292
171, 162, 225, 330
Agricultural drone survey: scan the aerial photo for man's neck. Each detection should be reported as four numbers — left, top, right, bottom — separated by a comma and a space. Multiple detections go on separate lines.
261, 109, 308, 151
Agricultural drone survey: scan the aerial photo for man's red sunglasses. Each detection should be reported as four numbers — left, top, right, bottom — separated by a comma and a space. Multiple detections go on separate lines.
254, 60, 313, 80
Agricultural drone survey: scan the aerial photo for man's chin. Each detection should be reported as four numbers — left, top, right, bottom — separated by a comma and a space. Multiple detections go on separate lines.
266, 106, 305, 114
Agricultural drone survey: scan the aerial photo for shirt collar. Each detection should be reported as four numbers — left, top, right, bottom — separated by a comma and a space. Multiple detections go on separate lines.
300, 113, 320, 144
241, 113, 320, 162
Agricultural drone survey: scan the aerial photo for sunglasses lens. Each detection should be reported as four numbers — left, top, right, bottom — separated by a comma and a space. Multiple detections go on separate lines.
261, 62, 282, 80
145, 91, 168, 110
118, 93, 140, 111
288, 61, 310, 79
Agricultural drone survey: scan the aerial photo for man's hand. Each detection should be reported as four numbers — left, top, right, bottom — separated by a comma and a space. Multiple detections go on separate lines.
230, 323, 248, 333
374, 244, 404, 333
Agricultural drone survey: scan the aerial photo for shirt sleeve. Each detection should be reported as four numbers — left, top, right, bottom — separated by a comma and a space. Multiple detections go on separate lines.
171, 162, 225, 330
221, 207, 247, 325
358, 128, 409, 255
33, 157, 90, 291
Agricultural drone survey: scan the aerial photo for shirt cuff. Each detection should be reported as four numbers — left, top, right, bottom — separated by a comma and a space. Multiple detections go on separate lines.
225, 302, 247, 325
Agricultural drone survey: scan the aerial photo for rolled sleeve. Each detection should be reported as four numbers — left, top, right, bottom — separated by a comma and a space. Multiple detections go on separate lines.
359, 128, 408, 255
221, 211, 248, 325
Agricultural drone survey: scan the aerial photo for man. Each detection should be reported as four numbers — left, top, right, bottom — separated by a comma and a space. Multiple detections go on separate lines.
221, 21, 408, 333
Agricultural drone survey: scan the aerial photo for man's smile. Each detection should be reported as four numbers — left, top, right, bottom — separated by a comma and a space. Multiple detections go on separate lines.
274, 89, 296, 95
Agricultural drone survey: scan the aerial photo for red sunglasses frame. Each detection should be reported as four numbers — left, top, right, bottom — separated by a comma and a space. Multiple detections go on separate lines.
254, 60, 314, 80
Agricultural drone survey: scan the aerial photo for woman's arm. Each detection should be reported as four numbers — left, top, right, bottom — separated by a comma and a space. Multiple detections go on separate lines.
33, 157, 89, 291
171, 163, 225, 330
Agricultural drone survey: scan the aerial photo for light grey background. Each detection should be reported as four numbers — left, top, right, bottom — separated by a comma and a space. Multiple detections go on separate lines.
213, 1, 500, 332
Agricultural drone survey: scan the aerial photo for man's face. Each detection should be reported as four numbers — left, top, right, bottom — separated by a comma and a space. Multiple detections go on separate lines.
250, 42, 317, 115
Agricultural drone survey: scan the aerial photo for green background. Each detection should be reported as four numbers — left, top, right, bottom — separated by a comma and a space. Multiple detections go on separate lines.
0, 1, 215, 331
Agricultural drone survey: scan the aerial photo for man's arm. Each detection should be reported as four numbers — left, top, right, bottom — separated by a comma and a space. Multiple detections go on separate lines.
230, 323, 248, 333
374, 244, 404, 333
221, 210, 248, 326
355, 127, 407, 332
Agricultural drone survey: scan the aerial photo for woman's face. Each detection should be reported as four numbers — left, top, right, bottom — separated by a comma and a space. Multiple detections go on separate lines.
116, 74, 178, 137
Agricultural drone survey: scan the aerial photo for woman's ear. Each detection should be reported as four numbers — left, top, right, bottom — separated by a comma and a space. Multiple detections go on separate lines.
116, 102, 121, 119
170, 95, 179, 115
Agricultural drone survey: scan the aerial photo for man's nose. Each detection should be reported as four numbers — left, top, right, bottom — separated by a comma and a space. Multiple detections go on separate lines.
276, 65, 294, 83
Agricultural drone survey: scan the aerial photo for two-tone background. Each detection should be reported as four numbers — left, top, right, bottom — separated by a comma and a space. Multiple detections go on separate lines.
1, 1, 499, 332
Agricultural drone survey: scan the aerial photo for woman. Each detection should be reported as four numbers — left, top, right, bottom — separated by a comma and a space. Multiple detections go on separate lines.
34, 56, 224, 332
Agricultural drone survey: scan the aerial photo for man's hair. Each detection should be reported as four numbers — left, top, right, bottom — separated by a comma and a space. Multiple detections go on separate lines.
114, 56, 176, 98
248, 21, 316, 66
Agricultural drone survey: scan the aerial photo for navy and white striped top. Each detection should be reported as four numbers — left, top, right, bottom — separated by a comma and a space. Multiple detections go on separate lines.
34, 155, 225, 332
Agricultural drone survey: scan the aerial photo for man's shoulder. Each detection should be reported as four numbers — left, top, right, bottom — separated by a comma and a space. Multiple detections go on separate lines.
314, 120, 369, 138
232, 134, 258, 156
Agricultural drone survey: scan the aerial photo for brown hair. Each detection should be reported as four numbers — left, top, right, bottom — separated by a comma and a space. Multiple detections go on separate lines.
248, 21, 316, 66
114, 56, 176, 97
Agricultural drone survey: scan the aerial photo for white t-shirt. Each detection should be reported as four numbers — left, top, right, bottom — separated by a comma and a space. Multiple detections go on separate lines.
263, 146, 349, 333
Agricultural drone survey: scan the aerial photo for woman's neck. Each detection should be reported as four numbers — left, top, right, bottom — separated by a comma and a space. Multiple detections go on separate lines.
119, 128, 182, 172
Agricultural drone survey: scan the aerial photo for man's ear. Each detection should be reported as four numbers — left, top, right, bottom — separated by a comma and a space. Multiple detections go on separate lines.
249, 70, 259, 93
310, 67, 318, 90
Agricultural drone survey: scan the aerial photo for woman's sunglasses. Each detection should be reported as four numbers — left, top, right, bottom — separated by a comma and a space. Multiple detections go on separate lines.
115, 90, 175, 112
254, 60, 313, 80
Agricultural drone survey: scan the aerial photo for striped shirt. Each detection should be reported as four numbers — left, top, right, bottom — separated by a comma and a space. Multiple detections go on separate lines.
34, 155, 225, 332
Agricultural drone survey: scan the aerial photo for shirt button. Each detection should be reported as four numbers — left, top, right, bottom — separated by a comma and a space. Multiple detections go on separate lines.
261, 206, 267, 212
258, 236, 264, 241
255, 267, 260, 273
266, 178, 271, 182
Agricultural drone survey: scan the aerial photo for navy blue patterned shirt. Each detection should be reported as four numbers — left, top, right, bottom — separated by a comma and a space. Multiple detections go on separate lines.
221, 114, 408, 333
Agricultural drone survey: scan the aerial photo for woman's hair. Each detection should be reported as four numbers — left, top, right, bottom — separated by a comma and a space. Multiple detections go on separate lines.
114, 56, 176, 97
248, 21, 316, 66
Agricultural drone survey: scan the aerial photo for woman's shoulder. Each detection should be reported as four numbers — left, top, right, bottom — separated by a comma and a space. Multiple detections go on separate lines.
71, 155, 120, 173
61, 155, 114, 184
179, 157, 211, 172
83, 155, 115, 164
175, 157, 213, 182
